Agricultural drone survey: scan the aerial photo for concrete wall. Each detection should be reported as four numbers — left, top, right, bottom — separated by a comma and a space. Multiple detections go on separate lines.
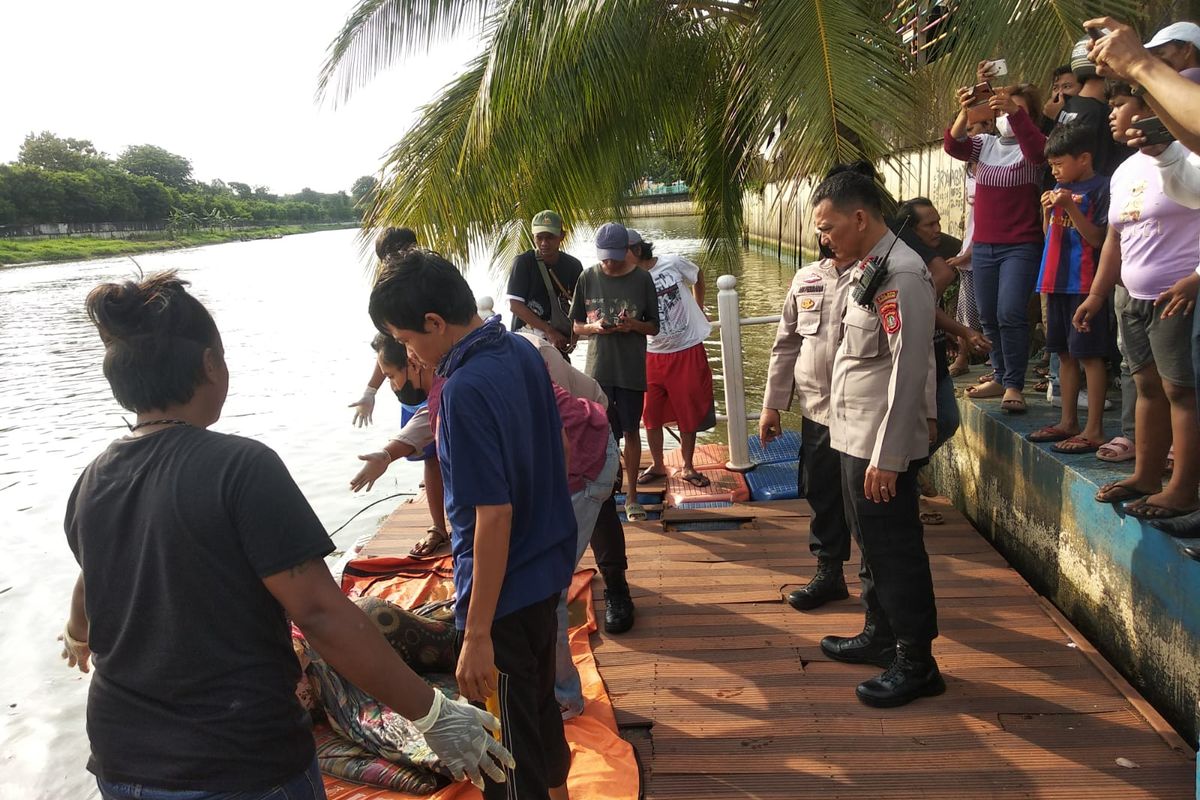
627, 197, 697, 218
742, 140, 970, 259
930, 396, 1200, 745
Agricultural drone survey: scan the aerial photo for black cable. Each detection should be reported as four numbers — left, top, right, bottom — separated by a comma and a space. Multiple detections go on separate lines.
329, 492, 415, 537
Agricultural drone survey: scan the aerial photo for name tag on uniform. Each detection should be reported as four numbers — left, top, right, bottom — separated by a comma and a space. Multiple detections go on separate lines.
796, 285, 823, 295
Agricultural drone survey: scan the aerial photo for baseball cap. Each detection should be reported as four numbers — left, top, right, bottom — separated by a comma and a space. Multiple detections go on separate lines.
1145, 22, 1200, 51
531, 210, 563, 236
627, 229, 643, 246
595, 222, 630, 261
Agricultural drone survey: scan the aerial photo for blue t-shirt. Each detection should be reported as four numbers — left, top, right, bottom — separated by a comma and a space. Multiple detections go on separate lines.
1037, 173, 1110, 295
437, 331, 576, 629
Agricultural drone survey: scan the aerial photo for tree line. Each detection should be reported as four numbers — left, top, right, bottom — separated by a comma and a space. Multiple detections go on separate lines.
0, 132, 379, 227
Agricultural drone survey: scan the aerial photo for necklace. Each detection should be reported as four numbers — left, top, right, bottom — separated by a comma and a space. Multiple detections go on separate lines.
127, 418, 191, 433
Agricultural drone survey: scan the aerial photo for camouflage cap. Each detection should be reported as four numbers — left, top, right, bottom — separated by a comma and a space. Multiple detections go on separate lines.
531, 209, 563, 236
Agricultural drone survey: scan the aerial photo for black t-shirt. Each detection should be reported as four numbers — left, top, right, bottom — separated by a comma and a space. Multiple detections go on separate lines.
505, 250, 583, 331
1056, 95, 1133, 177
65, 426, 334, 790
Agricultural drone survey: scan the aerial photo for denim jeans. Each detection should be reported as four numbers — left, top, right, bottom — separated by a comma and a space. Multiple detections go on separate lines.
930, 374, 961, 456
98, 758, 326, 800
555, 435, 621, 718
972, 242, 1042, 390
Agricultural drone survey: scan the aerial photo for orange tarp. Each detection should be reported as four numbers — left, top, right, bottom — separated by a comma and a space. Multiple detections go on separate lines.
324, 557, 638, 800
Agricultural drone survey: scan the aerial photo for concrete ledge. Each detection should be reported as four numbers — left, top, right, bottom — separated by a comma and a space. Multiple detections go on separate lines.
930, 376, 1200, 744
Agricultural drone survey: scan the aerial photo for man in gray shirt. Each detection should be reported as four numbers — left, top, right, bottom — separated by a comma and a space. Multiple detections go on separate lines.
812, 170, 943, 709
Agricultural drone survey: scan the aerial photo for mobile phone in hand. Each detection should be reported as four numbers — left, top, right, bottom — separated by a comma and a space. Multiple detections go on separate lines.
965, 81, 993, 105
1131, 116, 1175, 146
1085, 26, 1109, 40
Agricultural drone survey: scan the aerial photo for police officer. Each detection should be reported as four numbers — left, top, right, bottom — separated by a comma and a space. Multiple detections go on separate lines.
759, 251, 858, 610
811, 170, 944, 708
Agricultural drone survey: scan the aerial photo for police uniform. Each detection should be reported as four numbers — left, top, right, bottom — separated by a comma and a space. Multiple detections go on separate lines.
829, 231, 940, 666
764, 260, 856, 568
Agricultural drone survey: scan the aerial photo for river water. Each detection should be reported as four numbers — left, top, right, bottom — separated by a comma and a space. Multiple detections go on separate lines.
0, 218, 802, 798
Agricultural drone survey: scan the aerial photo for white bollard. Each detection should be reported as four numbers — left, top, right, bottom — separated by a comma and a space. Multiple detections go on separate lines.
717, 275, 753, 472
477, 295, 495, 320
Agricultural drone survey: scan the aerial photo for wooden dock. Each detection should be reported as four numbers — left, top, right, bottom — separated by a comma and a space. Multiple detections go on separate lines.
360, 492, 1196, 798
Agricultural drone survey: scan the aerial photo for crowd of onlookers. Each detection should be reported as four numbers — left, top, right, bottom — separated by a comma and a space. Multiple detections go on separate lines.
932, 17, 1200, 533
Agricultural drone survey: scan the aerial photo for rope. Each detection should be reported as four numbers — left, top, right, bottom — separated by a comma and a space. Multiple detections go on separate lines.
329, 492, 415, 537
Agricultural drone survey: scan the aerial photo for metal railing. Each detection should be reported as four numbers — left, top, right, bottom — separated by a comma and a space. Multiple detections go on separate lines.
478, 273, 781, 474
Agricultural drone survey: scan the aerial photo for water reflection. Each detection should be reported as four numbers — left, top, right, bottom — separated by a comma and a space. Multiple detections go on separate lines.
0, 218, 800, 798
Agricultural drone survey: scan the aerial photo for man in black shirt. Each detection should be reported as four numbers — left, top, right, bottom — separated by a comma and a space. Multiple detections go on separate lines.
505, 210, 583, 353
1059, 49, 1134, 176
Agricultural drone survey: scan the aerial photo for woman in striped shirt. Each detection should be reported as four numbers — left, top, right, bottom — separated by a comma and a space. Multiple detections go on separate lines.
945, 77, 1048, 412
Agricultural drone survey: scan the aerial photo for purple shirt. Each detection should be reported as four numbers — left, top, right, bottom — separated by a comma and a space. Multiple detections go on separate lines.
1111, 152, 1200, 300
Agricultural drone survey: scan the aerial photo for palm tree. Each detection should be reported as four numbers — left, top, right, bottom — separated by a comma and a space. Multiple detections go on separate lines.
319, 1, 1143, 264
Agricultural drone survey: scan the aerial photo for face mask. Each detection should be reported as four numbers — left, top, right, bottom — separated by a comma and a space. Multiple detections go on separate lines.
995, 114, 1014, 139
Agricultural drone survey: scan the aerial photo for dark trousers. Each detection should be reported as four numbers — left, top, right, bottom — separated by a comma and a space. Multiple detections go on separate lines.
589, 495, 628, 574
800, 417, 851, 562
839, 453, 939, 644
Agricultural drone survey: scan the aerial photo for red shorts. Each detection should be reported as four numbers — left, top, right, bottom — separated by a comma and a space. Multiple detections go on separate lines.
643, 342, 715, 432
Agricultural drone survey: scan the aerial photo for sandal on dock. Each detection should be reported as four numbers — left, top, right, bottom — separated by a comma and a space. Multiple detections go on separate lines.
624, 501, 648, 522
1094, 481, 1149, 505
676, 469, 711, 488
1027, 426, 1074, 443
410, 526, 450, 558
637, 467, 668, 485
1052, 436, 1103, 455
1125, 501, 1199, 521
1096, 436, 1135, 463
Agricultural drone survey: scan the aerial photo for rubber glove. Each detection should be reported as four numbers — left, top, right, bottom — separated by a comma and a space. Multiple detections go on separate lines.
413, 690, 514, 789
349, 386, 377, 427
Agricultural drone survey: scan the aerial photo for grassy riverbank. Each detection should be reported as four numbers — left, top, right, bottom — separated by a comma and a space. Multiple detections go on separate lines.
0, 223, 359, 266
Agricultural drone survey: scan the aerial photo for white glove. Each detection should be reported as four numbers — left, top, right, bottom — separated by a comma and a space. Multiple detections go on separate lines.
349, 386, 377, 427
413, 690, 514, 789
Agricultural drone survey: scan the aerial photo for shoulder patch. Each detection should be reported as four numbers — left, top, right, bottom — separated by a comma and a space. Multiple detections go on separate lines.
799, 297, 817, 310
879, 301, 901, 335
875, 289, 898, 305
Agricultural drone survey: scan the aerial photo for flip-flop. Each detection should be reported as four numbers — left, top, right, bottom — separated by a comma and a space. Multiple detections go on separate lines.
1033, 380, 1049, 393
1125, 501, 1200, 521
1052, 435, 1104, 454
1001, 397, 1027, 414
677, 469, 711, 488
410, 526, 450, 558
948, 363, 969, 377
1096, 436, 1135, 463
919, 510, 944, 525
1027, 425, 1074, 443
624, 501, 648, 522
1095, 481, 1150, 505
637, 467, 668, 485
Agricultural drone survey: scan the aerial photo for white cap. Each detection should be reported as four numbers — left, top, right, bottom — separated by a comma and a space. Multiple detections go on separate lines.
1145, 22, 1200, 51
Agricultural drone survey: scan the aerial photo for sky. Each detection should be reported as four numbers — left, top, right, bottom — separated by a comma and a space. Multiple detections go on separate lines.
1, 1, 479, 195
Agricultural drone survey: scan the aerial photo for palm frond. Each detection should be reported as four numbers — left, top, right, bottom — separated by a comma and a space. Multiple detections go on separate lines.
317, 0, 495, 106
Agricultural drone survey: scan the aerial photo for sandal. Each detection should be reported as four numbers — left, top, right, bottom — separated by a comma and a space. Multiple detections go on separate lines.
1027, 425, 1074, 443
1095, 481, 1150, 505
624, 501, 648, 522
676, 469, 711, 488
410, 526, 450, 558
1052, 435, 1104, 454
1096, 436, 1135, 463
1001, 397, 1027, 414
977, 371, 995, 384
919, 510, 944, 525
637, 467, 668, 485
966, 382, 1005, 399
949, 363, 969, 377
1126, 500, 1200, 521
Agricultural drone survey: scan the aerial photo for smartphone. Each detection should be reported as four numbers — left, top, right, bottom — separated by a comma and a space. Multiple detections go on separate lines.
1085, 26, 1109, 41
985, 59, 1008, 79
965, 81, 993, 105
1131, 116, 1175, 146
600, 320, 617, 329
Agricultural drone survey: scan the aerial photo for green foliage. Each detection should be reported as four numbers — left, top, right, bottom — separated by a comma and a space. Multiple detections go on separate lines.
319, 0, 1143, 262
18, 131, 106, 172
351, 175, 378, 207
116, 144, 193, 191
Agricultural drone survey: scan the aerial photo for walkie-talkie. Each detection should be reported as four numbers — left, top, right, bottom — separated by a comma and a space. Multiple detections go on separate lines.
850, 221, 908, 309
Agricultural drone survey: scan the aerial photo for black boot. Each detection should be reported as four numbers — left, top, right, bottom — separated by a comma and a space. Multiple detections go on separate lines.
601, 570, 635, 634
787, 558, 849, 611
855, 640, 946, 708
819, 611, 896, 667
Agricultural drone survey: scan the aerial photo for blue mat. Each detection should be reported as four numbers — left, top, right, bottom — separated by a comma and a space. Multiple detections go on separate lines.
747, 430, 802, 465
746, 460, 801, 501
676, 500, 734, 509
615, 492, 661, 506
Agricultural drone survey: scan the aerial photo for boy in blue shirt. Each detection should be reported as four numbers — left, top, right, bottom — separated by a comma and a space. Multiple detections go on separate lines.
370, 249, 576, 800
1028, 123, 1111, 453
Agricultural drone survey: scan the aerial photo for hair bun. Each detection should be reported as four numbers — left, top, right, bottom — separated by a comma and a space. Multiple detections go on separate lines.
86, 271, 190, 343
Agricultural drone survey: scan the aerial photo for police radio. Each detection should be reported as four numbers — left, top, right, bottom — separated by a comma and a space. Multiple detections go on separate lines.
850, 221, 908, 309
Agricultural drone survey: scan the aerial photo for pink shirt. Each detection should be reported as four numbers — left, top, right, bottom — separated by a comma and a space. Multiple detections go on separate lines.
553, 383, 609, 494
1111, 152, 1200, 300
